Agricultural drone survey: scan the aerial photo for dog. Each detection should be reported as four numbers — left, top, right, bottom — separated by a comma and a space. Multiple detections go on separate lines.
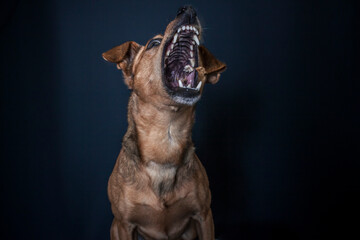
102, 6, 226, 240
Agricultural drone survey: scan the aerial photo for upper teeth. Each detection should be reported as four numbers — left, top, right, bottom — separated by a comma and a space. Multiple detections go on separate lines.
176, 25, 200, 37
193, 35, 200, 45
190, 58, 195, 67
166, 25, 200, 60
168, 25, 200, 61
172, 34, 178, 43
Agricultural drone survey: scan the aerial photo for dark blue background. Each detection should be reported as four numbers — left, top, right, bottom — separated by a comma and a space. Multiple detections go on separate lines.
1, 0, 359, 239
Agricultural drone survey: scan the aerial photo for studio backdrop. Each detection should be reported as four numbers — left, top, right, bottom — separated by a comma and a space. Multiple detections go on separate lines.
1, 0, 359, 239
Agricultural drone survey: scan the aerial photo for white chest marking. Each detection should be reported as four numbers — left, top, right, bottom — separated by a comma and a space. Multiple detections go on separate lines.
145, 162, 177, 195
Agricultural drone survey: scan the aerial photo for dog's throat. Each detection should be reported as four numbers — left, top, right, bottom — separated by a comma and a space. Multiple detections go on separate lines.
131, 94, 193, 165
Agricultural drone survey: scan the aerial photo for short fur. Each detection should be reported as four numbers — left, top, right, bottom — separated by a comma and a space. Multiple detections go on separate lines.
103, 6, 226, 240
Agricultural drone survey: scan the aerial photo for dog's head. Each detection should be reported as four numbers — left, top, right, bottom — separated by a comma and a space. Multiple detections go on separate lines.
103, 6, 226, 106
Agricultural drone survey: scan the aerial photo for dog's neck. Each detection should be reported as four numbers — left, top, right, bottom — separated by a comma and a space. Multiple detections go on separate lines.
122, 93, 196, 196
128, 92, 195, 166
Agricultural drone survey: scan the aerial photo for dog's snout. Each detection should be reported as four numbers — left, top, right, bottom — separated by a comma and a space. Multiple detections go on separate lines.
176, 6, 187, 16
176, 5, 197, 24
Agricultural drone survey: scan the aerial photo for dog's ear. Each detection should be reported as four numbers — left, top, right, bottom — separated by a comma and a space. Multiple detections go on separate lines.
102, 41, 142, 88
198, 45, 226, 84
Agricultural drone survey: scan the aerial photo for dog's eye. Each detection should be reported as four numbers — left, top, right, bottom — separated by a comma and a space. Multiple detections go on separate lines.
147, 38, 162, 50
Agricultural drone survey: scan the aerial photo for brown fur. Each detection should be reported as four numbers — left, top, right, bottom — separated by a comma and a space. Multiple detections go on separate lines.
103, 7, 226, 240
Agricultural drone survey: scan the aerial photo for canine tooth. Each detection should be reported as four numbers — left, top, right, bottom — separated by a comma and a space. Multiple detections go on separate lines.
177, 27, 181, 33
173, 33, 178, 43
195, 28, 199, 35
190, 51, 193, 58
196, 81, 202, 91
179, 80, 184, 88
187, 82, 191, 88
190, 58, 195, 67
166, 50, 170, 56
182, 26, 186, 31
193, 35, 200, 45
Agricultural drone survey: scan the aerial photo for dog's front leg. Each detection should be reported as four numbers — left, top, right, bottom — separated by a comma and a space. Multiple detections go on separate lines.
110, 218, 136, 240
194, 209, 215, 240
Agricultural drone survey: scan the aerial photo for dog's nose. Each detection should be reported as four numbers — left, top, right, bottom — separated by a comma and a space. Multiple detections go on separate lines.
176, 5, 197, 24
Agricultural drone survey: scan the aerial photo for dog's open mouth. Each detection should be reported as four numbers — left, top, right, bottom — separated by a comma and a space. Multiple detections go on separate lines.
163, 24, 201, 105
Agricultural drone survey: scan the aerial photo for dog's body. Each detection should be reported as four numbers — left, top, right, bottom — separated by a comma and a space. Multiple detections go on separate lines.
103, 6, 226, 240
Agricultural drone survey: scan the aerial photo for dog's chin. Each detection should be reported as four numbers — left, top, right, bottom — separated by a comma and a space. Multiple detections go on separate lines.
162, 24, 202, 106
167, 88, 201, 106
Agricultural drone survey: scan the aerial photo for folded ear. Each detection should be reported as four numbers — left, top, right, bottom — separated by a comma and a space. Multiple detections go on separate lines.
198, 45, 226, 84
102, 41, 142, 88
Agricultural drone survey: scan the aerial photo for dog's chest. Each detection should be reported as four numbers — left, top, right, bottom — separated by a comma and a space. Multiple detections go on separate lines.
128, 188, 196, 240
145, 161, 177, 195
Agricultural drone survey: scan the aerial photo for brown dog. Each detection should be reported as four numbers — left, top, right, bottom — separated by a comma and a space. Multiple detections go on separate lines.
102, 6, 226, 240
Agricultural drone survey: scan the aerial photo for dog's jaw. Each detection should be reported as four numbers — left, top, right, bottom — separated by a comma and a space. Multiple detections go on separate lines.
161, 20, 203, 106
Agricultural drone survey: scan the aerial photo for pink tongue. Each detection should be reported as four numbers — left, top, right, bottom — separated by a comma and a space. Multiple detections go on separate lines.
185, 71, 195, 87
